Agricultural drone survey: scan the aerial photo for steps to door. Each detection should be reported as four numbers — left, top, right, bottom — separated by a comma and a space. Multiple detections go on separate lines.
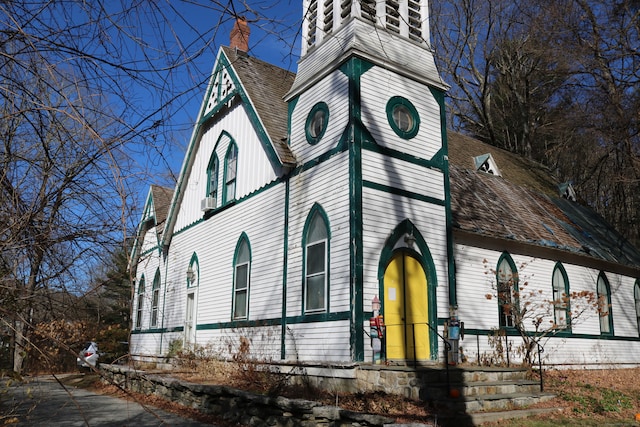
357, 364, 556, 417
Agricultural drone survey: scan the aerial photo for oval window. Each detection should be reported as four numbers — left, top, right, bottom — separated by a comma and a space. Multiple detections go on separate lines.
387, 96, 420, 139
305, 102, 329, 144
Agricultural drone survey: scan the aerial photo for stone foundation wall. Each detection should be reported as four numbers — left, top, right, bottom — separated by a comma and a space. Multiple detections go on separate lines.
101, 364, 396, 427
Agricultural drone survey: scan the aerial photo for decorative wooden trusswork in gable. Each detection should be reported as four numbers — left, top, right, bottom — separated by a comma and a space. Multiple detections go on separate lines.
203, 63, 236, 117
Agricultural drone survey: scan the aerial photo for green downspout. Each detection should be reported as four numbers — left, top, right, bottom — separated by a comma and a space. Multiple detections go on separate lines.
281, 178, 290, 359
431, 87, 457, 307
345, 58, 367, 361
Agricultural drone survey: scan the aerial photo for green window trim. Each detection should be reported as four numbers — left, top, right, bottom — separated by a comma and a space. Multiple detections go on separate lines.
232, 234, 251, 320
552, 262, 571, 331
135, 276, 146, 330
207, 154, 219, 200
187, 252, 199, 288
150, 270, 161, 328
302, 204, 331, 314
223, 142, 238, 205
386, 96, 420, 139
634, 280, 640, 337
496, 252, 518, 329
597, 272, 614, 336
305, 102, 330, 145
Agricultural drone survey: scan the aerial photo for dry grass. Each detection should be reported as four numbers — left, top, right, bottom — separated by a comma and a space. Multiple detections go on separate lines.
484, 367, 640, 426
71, 363, 640, 426
173, 361, 640, 425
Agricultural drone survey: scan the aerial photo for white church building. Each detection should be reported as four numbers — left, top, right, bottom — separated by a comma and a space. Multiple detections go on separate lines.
130, 0, 640, 369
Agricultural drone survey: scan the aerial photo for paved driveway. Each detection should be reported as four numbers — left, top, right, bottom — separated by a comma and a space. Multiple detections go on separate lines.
2, 374, 216, 426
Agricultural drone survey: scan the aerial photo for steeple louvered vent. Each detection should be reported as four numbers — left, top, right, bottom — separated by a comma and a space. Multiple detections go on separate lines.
302, 0, 430, 55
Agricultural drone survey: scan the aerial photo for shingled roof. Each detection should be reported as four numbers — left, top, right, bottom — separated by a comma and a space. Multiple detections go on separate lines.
448, 132, 640, 270
200, 46, 640, 272
150, 185, 173, 239
221, 46, 297, 166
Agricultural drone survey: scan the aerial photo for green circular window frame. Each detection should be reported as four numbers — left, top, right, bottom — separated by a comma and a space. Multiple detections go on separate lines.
386, 96, 420, 139
305, 102, 330, 145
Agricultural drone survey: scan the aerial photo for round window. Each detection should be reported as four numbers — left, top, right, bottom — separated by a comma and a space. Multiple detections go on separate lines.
305, 102, 329, 144
386, 96, 420, 139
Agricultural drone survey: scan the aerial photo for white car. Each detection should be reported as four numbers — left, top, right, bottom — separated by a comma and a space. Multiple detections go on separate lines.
77, 341, 99, 369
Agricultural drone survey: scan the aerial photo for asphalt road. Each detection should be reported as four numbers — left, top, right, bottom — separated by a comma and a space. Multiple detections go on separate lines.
1, 374, 216, 426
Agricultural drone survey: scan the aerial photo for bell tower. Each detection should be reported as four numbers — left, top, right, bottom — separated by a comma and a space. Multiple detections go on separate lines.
302, 0, 431, 54
288, 0, 446, 96
284, 0, 453, 362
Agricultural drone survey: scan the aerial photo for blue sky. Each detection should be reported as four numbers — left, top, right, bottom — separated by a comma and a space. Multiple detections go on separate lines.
152, 1, 304, 179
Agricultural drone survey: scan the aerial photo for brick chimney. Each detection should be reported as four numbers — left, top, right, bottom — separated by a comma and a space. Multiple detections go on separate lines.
230, 17, 250, 52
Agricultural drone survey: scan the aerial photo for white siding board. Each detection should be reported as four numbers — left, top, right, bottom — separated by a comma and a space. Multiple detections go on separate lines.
285, 320, 351, 362
177, 186, 286, 325
361, 67, 442, 160
174, 104, 279, 231
362, 150, 444, 200
286, 152, 352, 316
361, 186, 450, 319
289, 70, 350, 162
454, 243, 640, 366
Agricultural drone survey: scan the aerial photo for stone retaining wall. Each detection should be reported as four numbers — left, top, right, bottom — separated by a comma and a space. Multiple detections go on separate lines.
101, 364, 396, 427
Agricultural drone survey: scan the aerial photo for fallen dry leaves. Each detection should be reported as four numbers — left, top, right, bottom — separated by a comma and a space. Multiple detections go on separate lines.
80, 366, 640, 426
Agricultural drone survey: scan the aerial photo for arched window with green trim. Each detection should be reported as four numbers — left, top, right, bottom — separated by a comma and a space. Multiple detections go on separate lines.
150, 270, 161, 328
496, 253, 518, 328
135, 276, 145, 329
635, 280, 640, 337
596, 272, 613, 335
187, 253, 199, 288
224, 142, 238, 204
552, 263, 570, 330
207, 153, 219, 201
232, 235, 251, 320
303, 205, 330, 313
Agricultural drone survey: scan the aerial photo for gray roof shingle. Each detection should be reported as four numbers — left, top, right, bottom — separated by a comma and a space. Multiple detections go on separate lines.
222, 46, 297, 166
448, 132, 640, 268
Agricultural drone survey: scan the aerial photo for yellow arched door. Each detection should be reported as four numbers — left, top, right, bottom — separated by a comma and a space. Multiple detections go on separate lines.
384, 252, 429, 361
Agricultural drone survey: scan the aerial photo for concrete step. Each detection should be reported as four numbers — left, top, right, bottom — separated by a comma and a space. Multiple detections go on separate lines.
420, 379, 541, 400
432, 390, 556, 413
434, 406, 564, 427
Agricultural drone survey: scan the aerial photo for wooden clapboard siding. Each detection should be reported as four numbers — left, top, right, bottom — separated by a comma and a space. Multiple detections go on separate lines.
360, 67, 442, 161
610, 275, 639, 337
140, 225, 160, 252
170, 184, 286, 326
289, 70, 349, 162
287, 152, 351, 316
174, 104, 279, 231
361, 150, 445, 200
454, 243, 640, 365
285, 320, 351, 362
130, 330, 162, 356
361, 186, 449, 311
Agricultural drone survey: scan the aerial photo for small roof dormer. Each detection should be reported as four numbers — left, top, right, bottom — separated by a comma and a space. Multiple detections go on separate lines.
474, 153, 501, 176
559, 182, 577, 202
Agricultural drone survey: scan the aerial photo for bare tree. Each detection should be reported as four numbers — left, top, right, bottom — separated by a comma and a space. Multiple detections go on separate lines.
0, 0, 301, 374
431, 0, 640, 247
560, 0, 640, 245
483, 259, 600, 365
